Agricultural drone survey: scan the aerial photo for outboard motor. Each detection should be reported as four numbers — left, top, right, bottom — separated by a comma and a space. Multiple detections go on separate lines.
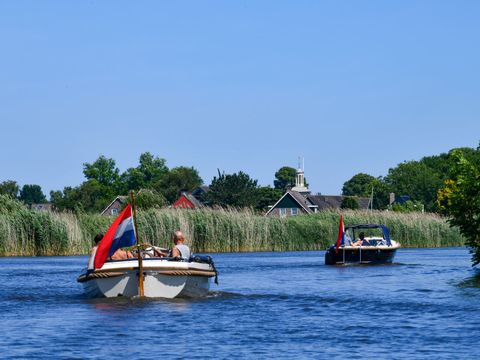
190, 255, 213, 264
189, 255, 218, 284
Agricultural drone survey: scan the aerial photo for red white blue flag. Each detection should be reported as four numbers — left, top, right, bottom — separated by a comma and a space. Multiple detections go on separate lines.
335, 214, 345, 254
94, 204, 136, 269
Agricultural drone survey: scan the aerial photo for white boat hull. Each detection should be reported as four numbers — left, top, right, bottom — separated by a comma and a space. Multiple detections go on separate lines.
79, 258, 216, 299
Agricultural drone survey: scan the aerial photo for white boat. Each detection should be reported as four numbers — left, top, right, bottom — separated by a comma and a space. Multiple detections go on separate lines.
77, 256, 218, 299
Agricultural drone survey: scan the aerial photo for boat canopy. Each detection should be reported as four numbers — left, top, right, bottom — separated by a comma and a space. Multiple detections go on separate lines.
345, 224, 392, 246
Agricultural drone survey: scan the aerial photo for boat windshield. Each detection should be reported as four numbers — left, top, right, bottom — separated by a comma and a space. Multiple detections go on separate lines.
345, 224, 392, 246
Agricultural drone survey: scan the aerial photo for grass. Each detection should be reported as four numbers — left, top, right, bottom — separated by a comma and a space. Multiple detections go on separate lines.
0, 200, 465, 256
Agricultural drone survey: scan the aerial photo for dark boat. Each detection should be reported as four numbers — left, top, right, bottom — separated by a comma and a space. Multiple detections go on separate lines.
325, 224, 400, 265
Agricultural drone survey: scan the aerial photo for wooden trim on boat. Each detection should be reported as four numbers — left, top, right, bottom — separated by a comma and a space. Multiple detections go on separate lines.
96, 266, 211, 273
77, 269, 216, 283
156, 269, 216, 277
77, 271, 124, 283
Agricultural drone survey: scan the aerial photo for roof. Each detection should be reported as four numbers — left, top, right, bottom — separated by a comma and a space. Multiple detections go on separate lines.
307, 195, 370, 210
265, 190, 313, 216
394, 195, 411, 205
173, 192, 205, 208
307, 195, 342, 210
100, 196, 127, 215
192, 186, 210, 195
288, 190, 312, 212
345, 224, 385, 230
183, 193, 204, 208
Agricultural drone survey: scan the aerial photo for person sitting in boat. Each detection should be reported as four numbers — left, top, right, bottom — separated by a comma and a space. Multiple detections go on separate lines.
169, 230, 191, 260
352, 232, 370, 246
111, 248, 135, 260
144, 245, 168, 258
344, 231, 352, 246
87, 233, 103, 270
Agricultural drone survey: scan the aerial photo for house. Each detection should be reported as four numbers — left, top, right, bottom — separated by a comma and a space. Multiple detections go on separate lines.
172, 192, 204, 209
28, 203, 53, 212
171, 186, 209, 209
307, 194, 370, 210
265, 166, 370, 217
266, 190, 370, 217
265, 190, 315, 217
101, 196, 127, 216
393, 195, 411, 205
191, 185, 210, 204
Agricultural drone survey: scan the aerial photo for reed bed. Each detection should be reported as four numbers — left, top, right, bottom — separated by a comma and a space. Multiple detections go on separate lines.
0, 206, 464, 256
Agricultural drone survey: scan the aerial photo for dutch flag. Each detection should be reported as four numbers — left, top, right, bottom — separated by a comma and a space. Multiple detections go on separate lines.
335, 214, 345, 254
94, 204, 137, 269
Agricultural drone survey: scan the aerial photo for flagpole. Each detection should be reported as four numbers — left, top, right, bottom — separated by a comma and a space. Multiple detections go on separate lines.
131, 191, 145, 297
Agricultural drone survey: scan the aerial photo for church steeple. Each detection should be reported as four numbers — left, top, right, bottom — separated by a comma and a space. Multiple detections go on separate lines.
292, 157, 310, 194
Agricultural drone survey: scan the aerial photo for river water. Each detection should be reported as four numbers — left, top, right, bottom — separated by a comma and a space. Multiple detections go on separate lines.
0, 248, 479, 359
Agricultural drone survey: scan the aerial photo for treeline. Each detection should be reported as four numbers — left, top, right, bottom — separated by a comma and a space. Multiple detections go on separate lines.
342, 146, 480, 213
1, 146, 480, 217
0, 153, 304, 213
50, 153, 202, 212
0, 195, 463, 256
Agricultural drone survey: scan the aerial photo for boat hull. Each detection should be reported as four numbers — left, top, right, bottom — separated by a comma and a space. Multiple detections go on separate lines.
325, 246, 398, 265
78, 258, 216, 299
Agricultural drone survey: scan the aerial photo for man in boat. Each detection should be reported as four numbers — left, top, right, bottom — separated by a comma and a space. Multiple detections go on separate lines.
169, 230, 191, 259
352, 232, 369, 246
87, 233, 103, 270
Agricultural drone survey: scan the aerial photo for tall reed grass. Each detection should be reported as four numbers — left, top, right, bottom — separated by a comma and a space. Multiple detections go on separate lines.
138, 208, 462, 252
0, 204, 464, 256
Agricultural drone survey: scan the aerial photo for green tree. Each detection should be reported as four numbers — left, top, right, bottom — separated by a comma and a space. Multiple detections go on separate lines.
50, 189, 69, 211
341, 196, 359, 209
76, 180, 115, 212
342, 174, 390, 209
437, 150, 480, 265
422, 147, 479, 179
127, 189, 167, 210
0, 194, 25, 213
52, 153, 171, 213
0, 180, 20, 198
274, 166, 296, 190
19, 184, 47, 204
274, 166, 308, 191
207, 170, 259, 208
342, 173, 377, 196
156, 166, 202, 203
50, 180, 114, 213
120, 152, 168, 192
385, 161, 442, 212
370, 179, 392, 210
83, 155, 120, 188
255, 186, 283, 211
391, 200, 424, 213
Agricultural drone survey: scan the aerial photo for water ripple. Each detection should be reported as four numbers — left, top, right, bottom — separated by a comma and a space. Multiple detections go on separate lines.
0, 248, 479, 359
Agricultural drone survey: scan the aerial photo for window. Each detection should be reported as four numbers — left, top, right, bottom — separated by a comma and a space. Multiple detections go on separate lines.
279, 208, 287, 217
291, 208, 298, 216
111, 208, 118, 215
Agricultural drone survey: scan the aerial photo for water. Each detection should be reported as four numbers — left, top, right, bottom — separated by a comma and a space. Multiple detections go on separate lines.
1, 248, 479, 359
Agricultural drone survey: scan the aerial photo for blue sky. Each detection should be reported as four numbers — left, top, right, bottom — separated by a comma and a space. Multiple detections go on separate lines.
1, 1, 479, 197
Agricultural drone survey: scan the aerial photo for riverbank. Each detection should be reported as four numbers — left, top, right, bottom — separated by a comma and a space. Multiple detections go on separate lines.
0, 206, 464, 256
